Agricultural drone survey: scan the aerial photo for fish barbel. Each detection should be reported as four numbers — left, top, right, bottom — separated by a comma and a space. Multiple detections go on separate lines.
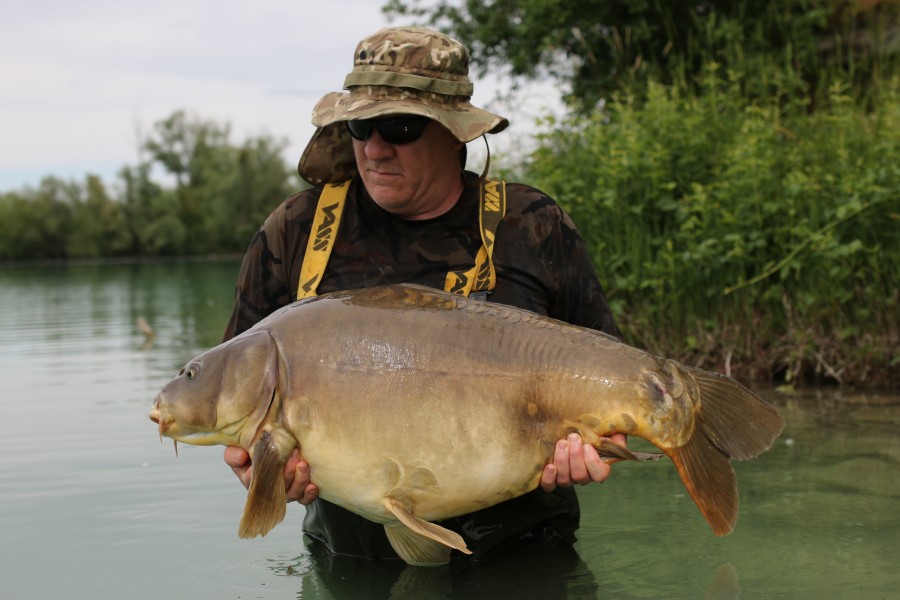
149, 284, 783, 565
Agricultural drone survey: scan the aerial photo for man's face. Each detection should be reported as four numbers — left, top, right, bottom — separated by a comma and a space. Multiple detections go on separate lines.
352, 119, 464, 220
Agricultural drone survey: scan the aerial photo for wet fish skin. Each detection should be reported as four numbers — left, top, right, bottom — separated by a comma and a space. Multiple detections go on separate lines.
149, 284, 784, 566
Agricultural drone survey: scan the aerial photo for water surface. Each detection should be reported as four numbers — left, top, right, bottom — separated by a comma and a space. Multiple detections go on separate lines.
0, 260, 897, 599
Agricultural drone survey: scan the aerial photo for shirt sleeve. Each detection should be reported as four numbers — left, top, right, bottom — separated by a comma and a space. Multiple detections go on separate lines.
493, 183, 621, 339
549, 208, 621, 339
222, 189, 318, 341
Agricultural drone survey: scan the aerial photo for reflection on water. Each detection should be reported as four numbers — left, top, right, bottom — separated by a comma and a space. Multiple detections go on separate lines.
0, 260, 898, 599
279, 540, 604, 599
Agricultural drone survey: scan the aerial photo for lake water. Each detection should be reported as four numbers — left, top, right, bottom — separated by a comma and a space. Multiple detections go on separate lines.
0, 259, 897, 599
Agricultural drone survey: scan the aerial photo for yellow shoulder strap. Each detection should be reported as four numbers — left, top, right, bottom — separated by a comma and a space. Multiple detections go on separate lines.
444, 178, 506, 298
297, 178, 506, 301
296, 180, 350, 299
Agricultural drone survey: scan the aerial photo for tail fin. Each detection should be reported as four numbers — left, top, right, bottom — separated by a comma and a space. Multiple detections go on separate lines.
668, 367, 784, 536
689, 368, 784, 460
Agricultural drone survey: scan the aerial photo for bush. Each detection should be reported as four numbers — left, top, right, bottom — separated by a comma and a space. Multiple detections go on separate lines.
525, 72, 899, 388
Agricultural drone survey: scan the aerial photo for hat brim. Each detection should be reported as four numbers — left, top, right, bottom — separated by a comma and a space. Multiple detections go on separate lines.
298, 89, 508, 186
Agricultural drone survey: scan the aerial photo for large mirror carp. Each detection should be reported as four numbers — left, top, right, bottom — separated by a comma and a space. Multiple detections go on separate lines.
150, 284, 783, 566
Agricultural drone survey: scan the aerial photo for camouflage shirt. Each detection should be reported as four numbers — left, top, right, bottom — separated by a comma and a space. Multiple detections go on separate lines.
224, 175, 619, 341
222, 173, 620, 560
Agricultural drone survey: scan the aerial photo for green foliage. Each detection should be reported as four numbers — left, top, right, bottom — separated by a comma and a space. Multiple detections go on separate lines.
0, 111, 299, 261
67, 175, 133, 258
141, 110, 297, 255
0, 184, 72, 261
0, 174, 134, 260
526, 73, 900, 387
385, 0, 900, 108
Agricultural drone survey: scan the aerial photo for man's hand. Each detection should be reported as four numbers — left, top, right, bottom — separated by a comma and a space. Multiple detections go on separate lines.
540, 433, 627, 492
223, 446, 319, 505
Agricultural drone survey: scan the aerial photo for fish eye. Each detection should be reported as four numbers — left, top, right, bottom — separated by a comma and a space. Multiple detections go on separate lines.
178, 363, 199, 379
183, 362, 200, 380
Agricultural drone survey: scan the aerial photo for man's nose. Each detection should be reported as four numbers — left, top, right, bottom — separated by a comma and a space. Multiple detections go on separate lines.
363, 130, 397, 159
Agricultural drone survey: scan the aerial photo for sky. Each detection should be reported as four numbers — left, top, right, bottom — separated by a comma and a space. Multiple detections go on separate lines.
0, 0, 562, 193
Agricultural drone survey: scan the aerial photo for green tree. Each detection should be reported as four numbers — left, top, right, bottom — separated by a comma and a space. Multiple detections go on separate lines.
142, 110, 234, 253
66, 175, 132, 258
385, 0, 900, 107
216, 135, 297, 251
119, 163, 186, 255
1, 111, 297, 261
0, 177, 75, 260
140, 110, 296, 254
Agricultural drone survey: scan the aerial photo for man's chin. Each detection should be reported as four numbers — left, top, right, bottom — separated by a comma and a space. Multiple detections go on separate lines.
364, 183, 409, 211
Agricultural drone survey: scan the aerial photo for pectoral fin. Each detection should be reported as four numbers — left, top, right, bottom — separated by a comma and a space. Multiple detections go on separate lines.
383, 498, 471, 566
238, 430, 287, 538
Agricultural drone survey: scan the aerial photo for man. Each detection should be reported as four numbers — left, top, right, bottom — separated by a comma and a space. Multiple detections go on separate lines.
222, 26, 624, 560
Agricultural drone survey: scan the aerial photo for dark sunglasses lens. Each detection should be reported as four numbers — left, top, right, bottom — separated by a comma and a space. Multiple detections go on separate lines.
378, 118, 429, 144
346, 117, 430, 144
346, 120, 374, 141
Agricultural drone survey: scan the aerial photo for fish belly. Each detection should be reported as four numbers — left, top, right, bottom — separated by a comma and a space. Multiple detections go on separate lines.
293, 372, 558, 523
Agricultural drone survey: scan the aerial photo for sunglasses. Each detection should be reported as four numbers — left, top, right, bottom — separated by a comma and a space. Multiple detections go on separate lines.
345, 116, 431, 145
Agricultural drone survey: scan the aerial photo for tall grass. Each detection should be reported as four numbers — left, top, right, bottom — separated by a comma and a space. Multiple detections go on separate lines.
522, 71, 899, 388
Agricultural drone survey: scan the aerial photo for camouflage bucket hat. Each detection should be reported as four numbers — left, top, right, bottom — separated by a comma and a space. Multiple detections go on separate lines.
298, 26, 509, 185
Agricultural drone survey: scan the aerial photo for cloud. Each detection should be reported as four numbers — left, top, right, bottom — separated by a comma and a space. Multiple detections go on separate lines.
0, 0, 391, 190
0, 1, 564, 192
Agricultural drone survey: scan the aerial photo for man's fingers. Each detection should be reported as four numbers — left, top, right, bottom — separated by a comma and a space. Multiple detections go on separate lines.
583, 443, 611, 482
567, 433, 589, 484
290, 461, 319, 505
553, 439, 571, 486
540, 463, 558, 492
285, 458, 307, 501
541, 433, 625, 494
224, 446, 251, 490
299, 482, 319, 505
223, 446, 249, 468
283, 449, 300, 484
284, 450, 319, 505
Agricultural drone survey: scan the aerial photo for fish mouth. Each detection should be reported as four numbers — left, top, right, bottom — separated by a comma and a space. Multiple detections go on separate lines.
149, 401, 242, 448
149, 402, 172, 436
149, 411, 214, 442
149, 407, 225, 455
149, 399, 194, 443
149, 402, 181, 455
